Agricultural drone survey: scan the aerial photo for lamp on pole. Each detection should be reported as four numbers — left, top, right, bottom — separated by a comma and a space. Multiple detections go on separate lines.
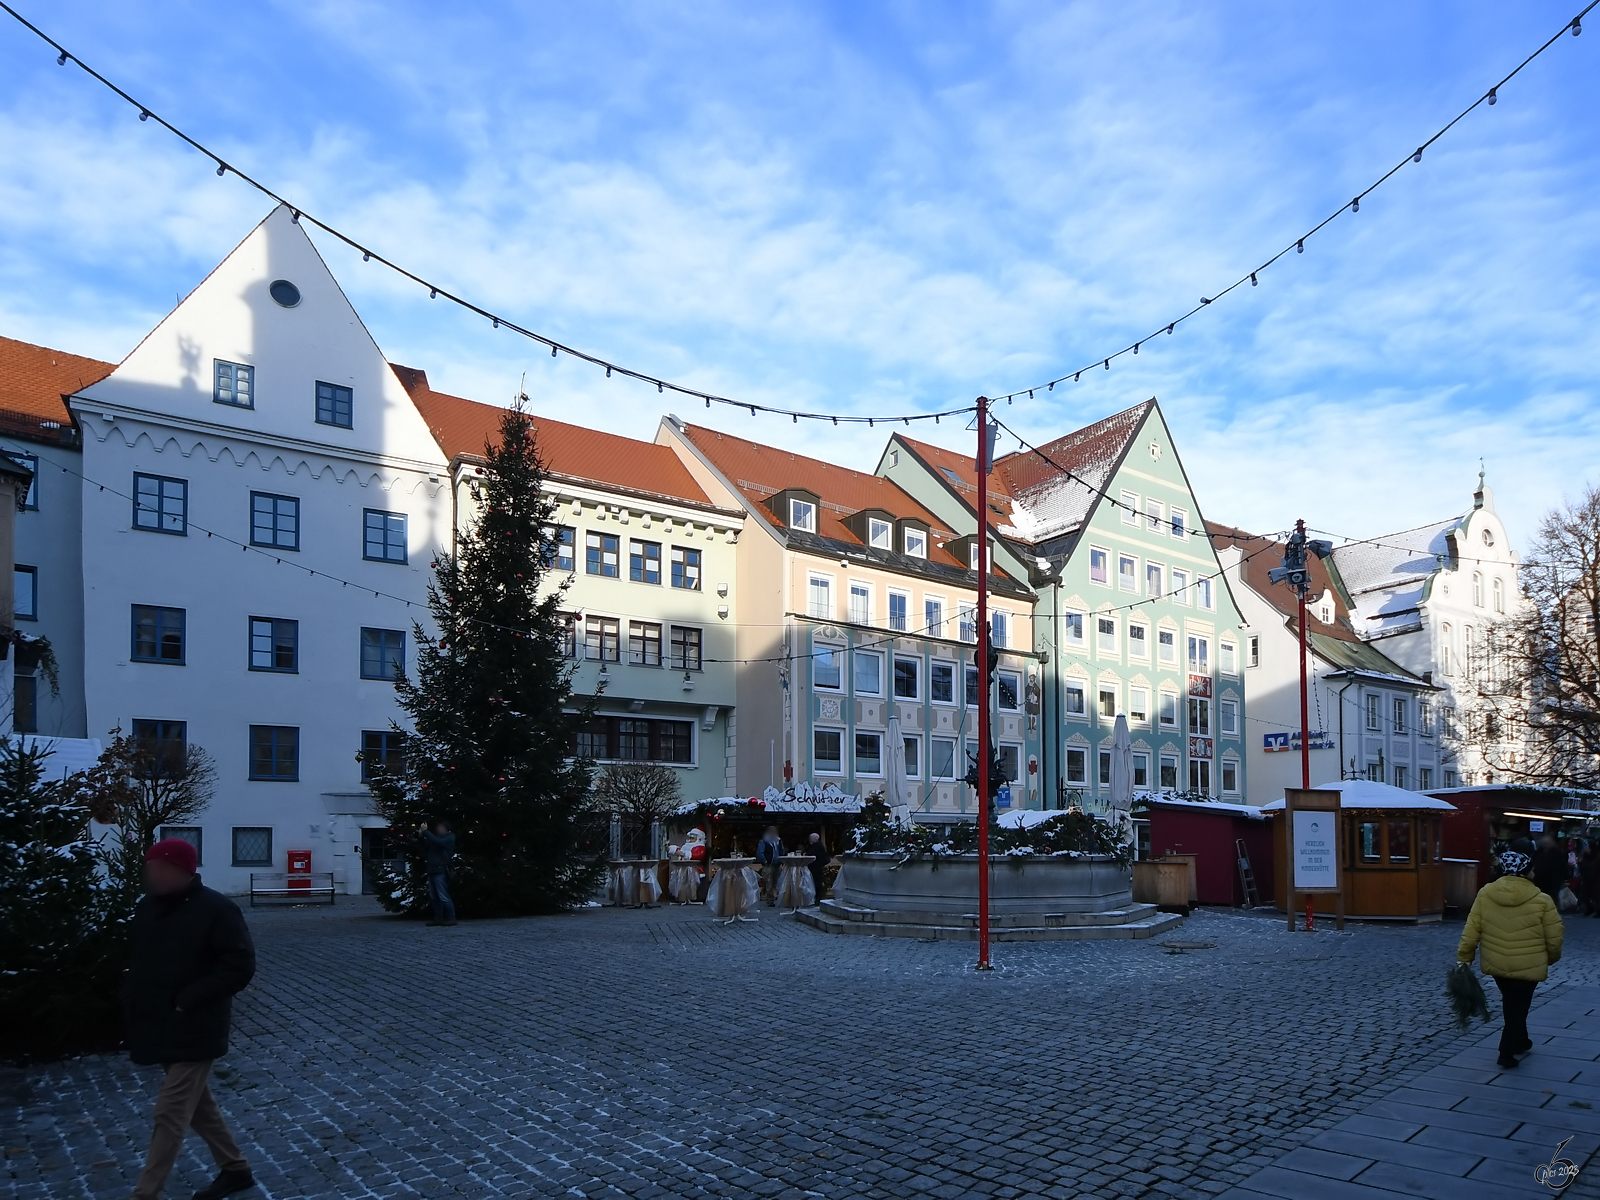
1269, 519, 1333, 931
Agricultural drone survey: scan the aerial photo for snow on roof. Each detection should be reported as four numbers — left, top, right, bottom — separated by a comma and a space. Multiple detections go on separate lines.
1144, 796, 1265, 818
1329, 518, 1460, 636
1259, 779, 1456, 811
673, 784, 864, 815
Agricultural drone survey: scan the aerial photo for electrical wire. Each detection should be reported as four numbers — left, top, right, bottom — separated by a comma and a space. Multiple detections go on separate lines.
984, 1, 1598, 405
0, 1, 974, 430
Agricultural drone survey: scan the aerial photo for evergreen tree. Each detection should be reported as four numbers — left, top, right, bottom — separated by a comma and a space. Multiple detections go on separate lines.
0, 739, 124, 1060
368, 403, 604, 916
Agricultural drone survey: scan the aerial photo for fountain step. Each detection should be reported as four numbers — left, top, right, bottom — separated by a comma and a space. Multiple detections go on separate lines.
796, 905, 1185, 942
817, 898, 1170, 928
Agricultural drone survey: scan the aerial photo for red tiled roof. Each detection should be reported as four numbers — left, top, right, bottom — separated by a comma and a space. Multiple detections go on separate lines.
680, 423, 968, 568
0, 335, 115, 427
1206, 521, 1357, 642
393, 366, 714, 508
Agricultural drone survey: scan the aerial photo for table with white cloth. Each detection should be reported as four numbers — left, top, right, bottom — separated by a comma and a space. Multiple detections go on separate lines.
705, 857, 760, 923
666, 859, 701, 904
605, 859, 662, 907
775, 854, 817, 911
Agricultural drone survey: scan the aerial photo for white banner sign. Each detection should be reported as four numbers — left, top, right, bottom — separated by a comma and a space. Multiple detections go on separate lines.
1292, 810, 1339, 890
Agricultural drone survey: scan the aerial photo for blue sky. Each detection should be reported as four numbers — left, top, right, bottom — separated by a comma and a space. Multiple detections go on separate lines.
1, 2, 1596, 550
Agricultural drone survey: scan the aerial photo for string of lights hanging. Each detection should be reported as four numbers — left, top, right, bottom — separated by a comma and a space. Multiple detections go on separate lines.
982, 1, 1595, 405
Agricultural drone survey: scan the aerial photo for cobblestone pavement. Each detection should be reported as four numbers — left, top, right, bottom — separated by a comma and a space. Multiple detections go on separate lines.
7, 898, 1600, 1200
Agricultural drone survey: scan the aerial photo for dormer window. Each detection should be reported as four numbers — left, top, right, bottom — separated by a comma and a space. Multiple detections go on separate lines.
969, 542, 980, 571
903, 528, 927, 558
868, 518, 892, 549
790, 498, 816, 532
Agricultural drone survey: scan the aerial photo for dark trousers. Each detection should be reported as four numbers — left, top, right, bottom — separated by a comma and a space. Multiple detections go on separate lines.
428, 871, 456, 922
1493, 976, 1537, 1058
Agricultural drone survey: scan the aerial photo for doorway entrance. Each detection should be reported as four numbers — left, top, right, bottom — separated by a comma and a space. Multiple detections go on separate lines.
361, 827, 400, 895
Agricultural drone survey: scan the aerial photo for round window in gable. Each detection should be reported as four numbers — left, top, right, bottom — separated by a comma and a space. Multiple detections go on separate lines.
269, 279, 302, 308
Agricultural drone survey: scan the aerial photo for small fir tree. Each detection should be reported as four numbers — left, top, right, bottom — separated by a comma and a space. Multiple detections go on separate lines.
0, 739, 124, 1060
368, 402, 604, 916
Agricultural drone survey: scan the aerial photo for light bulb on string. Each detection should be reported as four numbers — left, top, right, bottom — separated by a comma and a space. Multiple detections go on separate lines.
1250, 273, 1257, 286
605, 366, 610, 378
216, 164, 226, 176
56, 51, 66, 64
1413, 148, 1423, 163
1166, 324, 1174, 334
550, 345, 557, 358
1572, 17, 1581, 35
1351, 197, 1360, 212
1488, 87, 1498, 105
1297, 240, 1304, 253
1103, 359, 1109, 370
363, 252, 370, 262
139, 109, 149, 121
430, 289, 437, 299
492, 318, 499, 328
1133, 343, 1140, 354
1074, 373, 1081, 382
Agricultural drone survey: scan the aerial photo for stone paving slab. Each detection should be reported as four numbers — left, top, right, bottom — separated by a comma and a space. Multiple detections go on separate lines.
5, 900, 1600, 1199
1219, 987, 1600, 1199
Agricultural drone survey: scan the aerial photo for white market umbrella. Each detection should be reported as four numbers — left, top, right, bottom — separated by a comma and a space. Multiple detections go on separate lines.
1109, 714, 1134, 815
884, 715, 912, 826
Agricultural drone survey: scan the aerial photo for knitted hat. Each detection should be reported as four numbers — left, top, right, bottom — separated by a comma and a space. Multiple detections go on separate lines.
145, 837, 198, 875
1497, 850, 1532, 878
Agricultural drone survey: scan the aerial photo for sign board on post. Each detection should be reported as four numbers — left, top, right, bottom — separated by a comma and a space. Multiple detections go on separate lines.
1284, 788, 1345, 930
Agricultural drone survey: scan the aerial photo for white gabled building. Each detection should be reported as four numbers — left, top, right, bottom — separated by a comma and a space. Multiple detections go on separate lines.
1326, 473, 1525, 788
68, 205, 451, 894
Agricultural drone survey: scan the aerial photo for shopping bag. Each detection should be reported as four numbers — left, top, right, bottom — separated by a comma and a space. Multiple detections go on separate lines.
1560, 886, 1580, 913
1447, 962, 1492, 1029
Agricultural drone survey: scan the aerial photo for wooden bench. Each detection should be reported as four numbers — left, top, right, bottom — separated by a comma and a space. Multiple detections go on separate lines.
249, 872, 338, 907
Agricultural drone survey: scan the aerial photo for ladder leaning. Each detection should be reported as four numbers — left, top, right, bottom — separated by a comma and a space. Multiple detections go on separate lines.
1236, 838, 1261, 909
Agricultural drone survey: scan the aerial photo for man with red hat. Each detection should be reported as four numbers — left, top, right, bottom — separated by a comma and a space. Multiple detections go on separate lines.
123, 838, 257, 1200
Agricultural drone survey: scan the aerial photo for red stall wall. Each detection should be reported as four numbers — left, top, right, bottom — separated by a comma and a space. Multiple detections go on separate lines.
1148, 807, 1274, 906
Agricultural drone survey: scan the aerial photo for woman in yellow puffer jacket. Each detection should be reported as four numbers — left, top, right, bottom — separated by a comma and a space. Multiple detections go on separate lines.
1458, 849, 1564, 1069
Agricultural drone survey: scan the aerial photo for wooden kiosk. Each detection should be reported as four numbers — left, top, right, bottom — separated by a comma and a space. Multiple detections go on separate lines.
1265, 780, 1456, 922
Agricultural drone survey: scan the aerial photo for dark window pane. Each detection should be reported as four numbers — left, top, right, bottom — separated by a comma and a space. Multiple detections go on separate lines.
360, 628, 405, 680
232, 826, 272, 866
315, 381, 353, 428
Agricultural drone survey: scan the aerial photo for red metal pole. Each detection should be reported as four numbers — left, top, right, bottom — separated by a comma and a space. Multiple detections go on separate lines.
976, 396, 992, 970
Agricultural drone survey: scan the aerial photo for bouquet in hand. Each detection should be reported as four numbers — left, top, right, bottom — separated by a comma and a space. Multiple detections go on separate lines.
1447, 962, 1491, 1029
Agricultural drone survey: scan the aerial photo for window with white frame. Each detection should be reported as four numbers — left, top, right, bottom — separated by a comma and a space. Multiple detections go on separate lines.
1393, 697, 1407, 735
1119, 554, 1138, 592
893, 656, 920, 700
1099, 748, 1113, 786
967, 541, 981, 571
849, 582, 871, 625
931, 737, 958, 780
1159, 691, 1178, 727
790, 498, 817, 532
853, 649, 883, 695
991, 610, 1009, 649
1065, 747, 1087, 784
925, 597, 945, 638
1188, 697, 1211, 736
1472, 572, 1483, 607
16, 453, 38, 509
1159, 753, 1178, 789
1146, 499, 1164, 533
1189, 758, 1212, 795
1220, 640, 1237, 675
1171, 568, 1190, 605
1158, 628, 1176, 665
958, 605, 977, 643
1064, 610, 1085, 648
1187, 635, 1209, 674
930, 661, 954, 703
1130, 687, 1149, 724
1121, 491, 1140, 524
1421, 700, 1435, 737
902, 736, 921, 778
1419, 767, 1433, 789
998, 743, 1022, 786
808, 575, 832, 619
813, 647, 841, 690
904, 528, 927, 558
867, 518, 892, 550
1132, 752, 1149, 788
1248, 635, 1260, 668
1220, 698, 1238, 736
1196, 577, 1213, 609
1089, 547, 1109, 585
214, 360, 254, 408
1394, 764, 1408, 790
1440, 622, 1453, 675
1170, 508, 1188, 539
814, 728, 843, 774
997, 670, 1021, 712
1064, 681, 1086, 716
855, 731, 883, 776
1146, 562, 1163, 598
1128, 623, 1148, 659
1365, 694, 1381, 731
1098, 686, 1117, 720
1493, 577, 1505, 614
1097, 616, 1117, 654
888, 590, 909, 632
1221, 759, 1240, 794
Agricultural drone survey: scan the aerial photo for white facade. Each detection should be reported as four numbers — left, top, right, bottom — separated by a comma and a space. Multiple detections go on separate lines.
71, 207, 450, 895
1329, 475, 1523, 787
1215, 539, 1441, 806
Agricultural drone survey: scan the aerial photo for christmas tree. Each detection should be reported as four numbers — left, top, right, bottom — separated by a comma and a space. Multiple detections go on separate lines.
0, 738, 125, 1059
368, 401, 604, 916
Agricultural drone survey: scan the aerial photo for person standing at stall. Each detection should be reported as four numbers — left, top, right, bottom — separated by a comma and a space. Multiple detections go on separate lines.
756, 826, 785, 906
807, 832, 832, 900
1533, 833, 1568, 904
1458, 849, 1564, 1069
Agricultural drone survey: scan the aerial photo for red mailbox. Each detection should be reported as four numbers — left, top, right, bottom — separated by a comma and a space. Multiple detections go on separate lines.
287, 849, 311, 889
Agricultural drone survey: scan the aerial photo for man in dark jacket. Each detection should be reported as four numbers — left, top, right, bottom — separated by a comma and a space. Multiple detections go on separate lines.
1533, 833, 1568, 904
422, 820, 457, 926
124, 838, 256, 1200
807, 832, 832, 899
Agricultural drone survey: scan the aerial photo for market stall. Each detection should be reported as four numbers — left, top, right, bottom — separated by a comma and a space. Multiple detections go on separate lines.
667, 785, 863, 899
1263, 780, 1456, 921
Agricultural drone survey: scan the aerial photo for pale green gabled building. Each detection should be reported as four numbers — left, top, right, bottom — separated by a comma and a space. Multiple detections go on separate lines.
876, 399, 1249, 813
